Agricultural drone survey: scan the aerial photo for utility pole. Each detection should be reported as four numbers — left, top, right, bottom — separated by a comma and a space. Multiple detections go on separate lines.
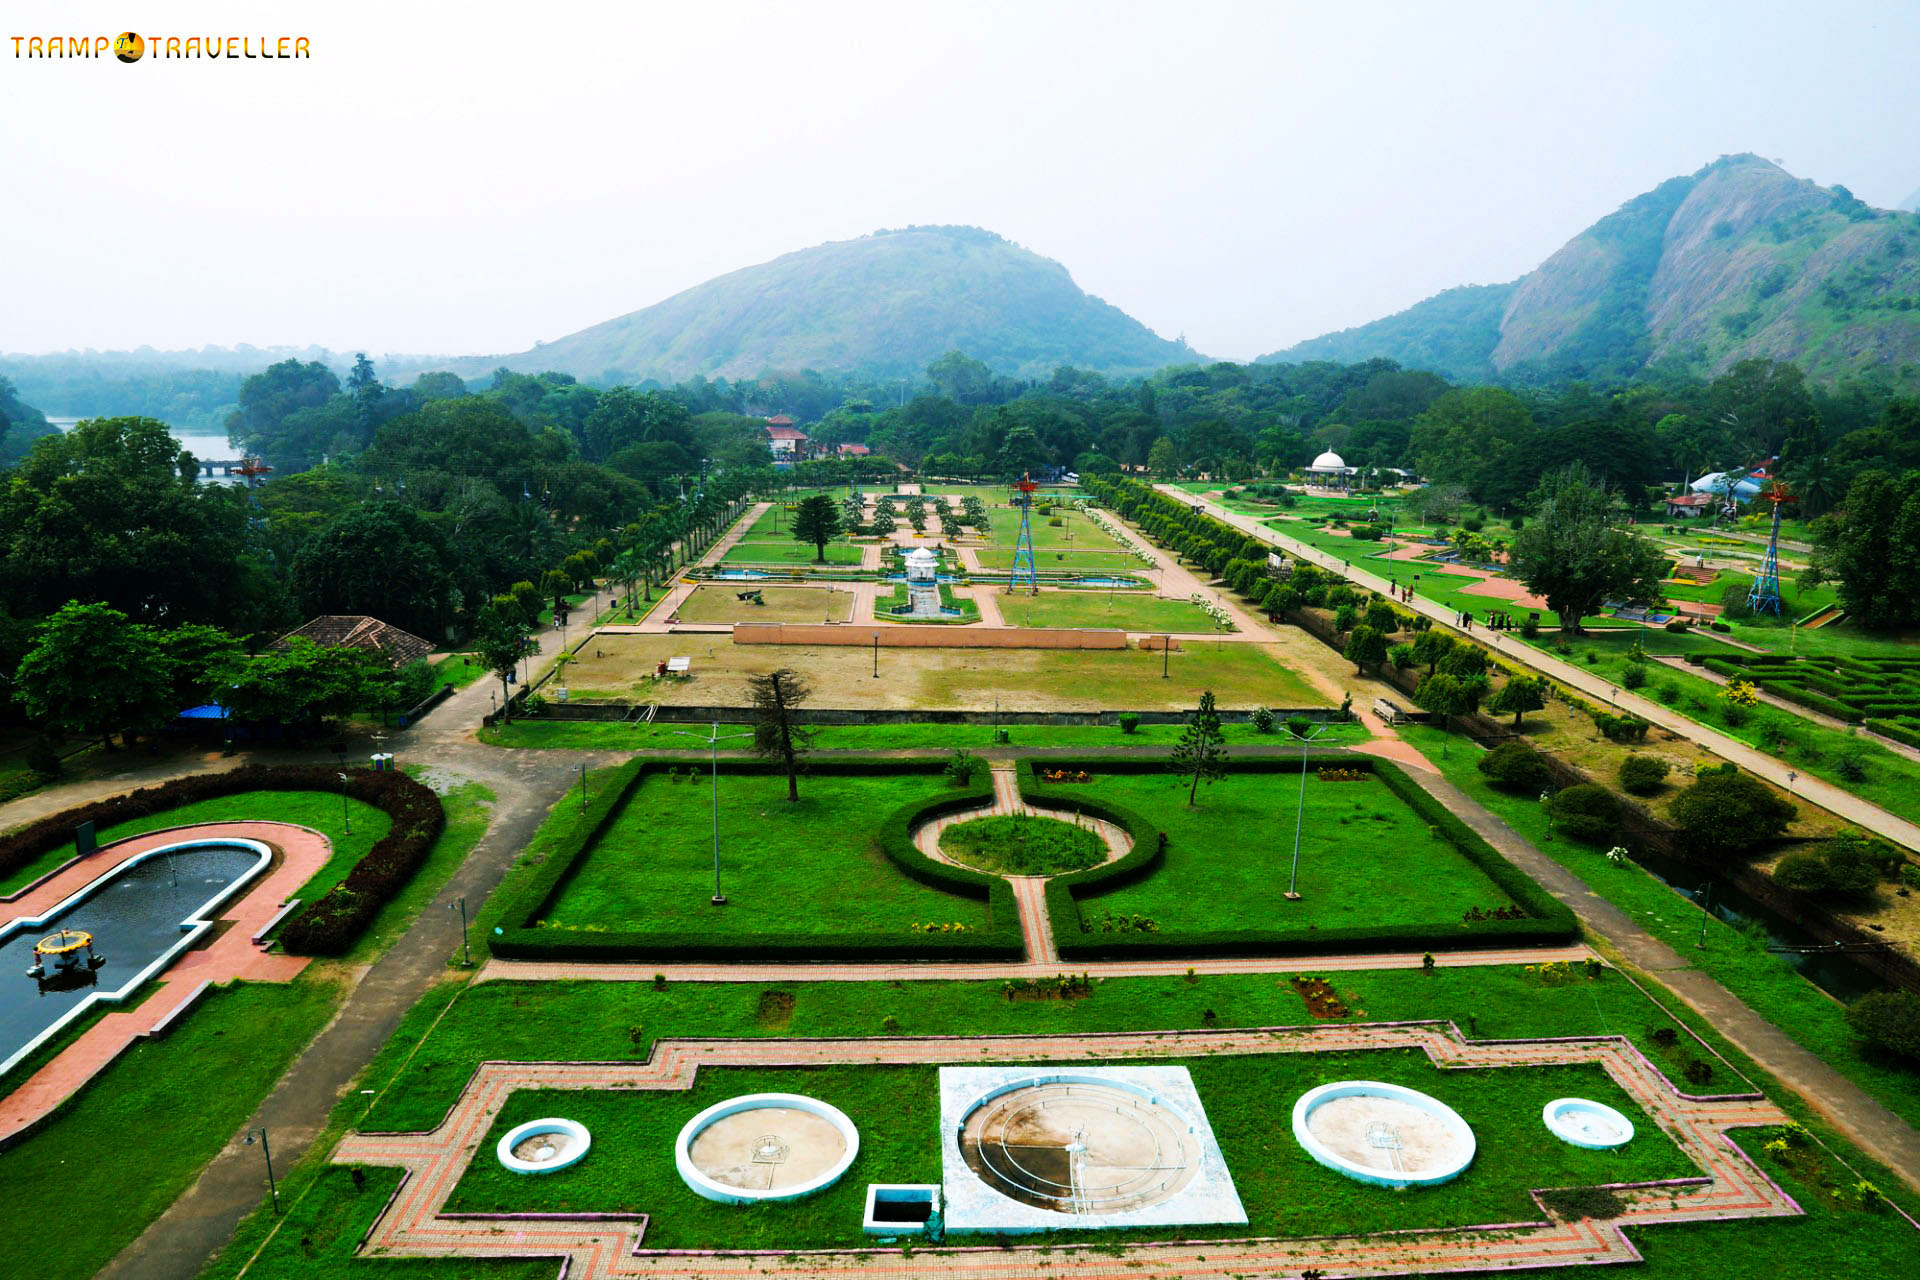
673, 720, 753, 903
1282, 722, 1326, 900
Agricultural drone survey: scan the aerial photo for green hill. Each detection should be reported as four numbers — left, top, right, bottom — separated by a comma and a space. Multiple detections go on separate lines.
0, 376, 56, 464
1262, 155, 1920, 389
488, 226, 1198, 382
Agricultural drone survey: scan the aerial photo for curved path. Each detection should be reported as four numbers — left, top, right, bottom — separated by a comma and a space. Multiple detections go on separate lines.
1164, 484, 1920, 853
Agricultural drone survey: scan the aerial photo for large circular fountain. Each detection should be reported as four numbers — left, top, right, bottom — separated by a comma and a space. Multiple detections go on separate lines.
1542, 1097, 1635, 1149
674, 1093, 859, 1204
1292, 1081, 1476, 1188
496, 1117, 591, 1174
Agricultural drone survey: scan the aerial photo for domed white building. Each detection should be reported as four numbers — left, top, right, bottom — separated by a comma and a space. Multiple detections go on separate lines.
1304, 450, 1355, 486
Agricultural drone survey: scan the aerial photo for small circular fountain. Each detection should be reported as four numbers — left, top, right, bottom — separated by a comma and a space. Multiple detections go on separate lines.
1542, 1097, 1635, 1149
496, 1117, 591, 1174
675, 1093, 858, 1204
1292, 1081, 1475, 1188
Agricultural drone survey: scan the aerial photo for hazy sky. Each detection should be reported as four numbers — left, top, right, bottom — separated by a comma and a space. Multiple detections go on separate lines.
5, 0, 1918, 363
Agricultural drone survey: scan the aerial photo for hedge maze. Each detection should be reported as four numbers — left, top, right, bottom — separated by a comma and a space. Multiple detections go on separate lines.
1692, 653, 1920, 743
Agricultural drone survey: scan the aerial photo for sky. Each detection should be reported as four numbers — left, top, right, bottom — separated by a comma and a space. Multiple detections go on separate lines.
4, 0, 1918, 364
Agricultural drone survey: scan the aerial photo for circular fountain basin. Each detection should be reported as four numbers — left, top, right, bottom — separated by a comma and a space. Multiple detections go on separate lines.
1542, 1097, 1635, 1149
496, 1118, 591, 1174
675, 1093, 859, 1204
1292, 1081, 1475, 1188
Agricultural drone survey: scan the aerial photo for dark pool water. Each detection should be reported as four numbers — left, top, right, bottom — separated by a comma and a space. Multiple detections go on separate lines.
0, 843, 263, 1074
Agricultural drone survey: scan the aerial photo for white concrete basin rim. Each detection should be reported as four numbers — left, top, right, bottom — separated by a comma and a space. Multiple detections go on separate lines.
1542, 1097, 1635, 1149
1292, 1080, 1476, 1187
497, 1117, 592, 1174
675, 1092, 860, 1203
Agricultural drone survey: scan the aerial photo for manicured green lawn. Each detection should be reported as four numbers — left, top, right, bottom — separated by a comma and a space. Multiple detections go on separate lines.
721, 539, 862, 565
445, 1052, 1687, 1250
1072, 770, 1515, 935
538, 772, 989, 934
0, 790, 391, 900
974, 547, 1147, 573
941, 814, 1106, 875
428, 653, 488, 689
1396, 723, 1920, 1132
1001, 590, 1232, 632
0, 979, 345, 1280
479, 718, 1376, 753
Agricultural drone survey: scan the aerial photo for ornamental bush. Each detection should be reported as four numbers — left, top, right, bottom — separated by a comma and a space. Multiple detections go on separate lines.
1618, 754, 1671, 795
1845, 989, 1920, 1064
1477, 740, 1551, 793
1669, 769, 1796, 856
1549, 783, 1622, 844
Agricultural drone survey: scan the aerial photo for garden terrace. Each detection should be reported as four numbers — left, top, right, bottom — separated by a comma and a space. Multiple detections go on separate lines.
1028, 757, 1576, 958
999, 590, 1233, 633
1690, 652, 1920, 733
490, 759, 1023, 962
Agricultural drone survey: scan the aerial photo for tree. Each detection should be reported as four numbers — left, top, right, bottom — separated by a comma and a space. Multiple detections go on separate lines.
14, 602, 173, 746
748, 668, 815, 801
473, 604, 534, 723
1820, 469, 1920, 629
870, 503, 896, 537
1411, 629, 1458, 675
1414, 672, 1474, 734
791, 494, 843, 563
290, 502, 457, 640
1477, 740, 1551, 793
1170, 690, 1228, 806
1508, 464, 1667, 633
1845, 990, 1920, 1065
1669, 768, 1796, 858
1485, 675, 1546, 729
221, 638, 380, 725
1343, 624, 1387, 674
1146, 436, 1179, 478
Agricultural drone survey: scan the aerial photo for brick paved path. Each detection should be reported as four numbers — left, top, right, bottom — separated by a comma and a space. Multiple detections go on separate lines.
334, 1022, 1800, 1279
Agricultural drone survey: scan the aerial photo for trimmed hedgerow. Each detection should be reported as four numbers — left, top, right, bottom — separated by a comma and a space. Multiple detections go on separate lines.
1029, 756, 1575, 959
488, 759, 1023, 963
0, 765, 445, 957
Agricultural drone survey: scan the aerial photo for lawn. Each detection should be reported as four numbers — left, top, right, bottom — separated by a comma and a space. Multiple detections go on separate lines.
940, 814, 1106, 875
427, 652, 488, 689
981, 506, 1124, 553
536, 771, 990, 935
0, 789, 391, 900
565, 634, 1332, 711
444, 1053, 1687, 1249
720, 539, 863, 566
673, 584, 856, 623
479, 718, 1377, 753
974, 547, 1148, 573
1396, 723, 1920, 1132
201, 967, 1920, 1280
1001, 590, 1232, 632
1066, 770, 1517, 936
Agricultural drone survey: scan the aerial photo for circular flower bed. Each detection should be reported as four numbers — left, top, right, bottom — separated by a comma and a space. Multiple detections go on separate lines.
939, 815, 1107, 876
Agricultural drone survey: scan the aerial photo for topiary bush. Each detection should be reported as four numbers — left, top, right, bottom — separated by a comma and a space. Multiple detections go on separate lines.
1549, 784, 1623, 845
1117, 713, 1141, 735
1477, 741, 1551, 793
1618, 754, 1671, 795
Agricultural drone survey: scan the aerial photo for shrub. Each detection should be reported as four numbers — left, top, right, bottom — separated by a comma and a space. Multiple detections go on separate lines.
1772, 851, 1833, 894
1333, 603, 1358, 632
1664, 619, 1690, 633
1618, 754, 1671, 795
1845, 990, 1920, 1064
1621, 663, 1648, 690
1285, 714, 1314, 738
1549, 784, 1622, 845
1117, 713, 1141, 735
24, 738, 60, 779
1477, 741, 1551, 793
1657, 682, 1681, 705
1835, 742, 1870, 783
1520, 614, 1540, 639
1670, 769, 1797, 856
1388, 642, 1417, 670
945, 749, 985, 785
1249, 706, 1276, 734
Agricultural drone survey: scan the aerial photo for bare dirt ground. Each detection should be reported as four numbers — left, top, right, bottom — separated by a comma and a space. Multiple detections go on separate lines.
674, 584, 856, 624
568, 632, 1334, 711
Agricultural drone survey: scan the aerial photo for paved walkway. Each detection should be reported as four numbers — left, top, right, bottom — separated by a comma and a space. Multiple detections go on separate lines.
1167, 485, 1920, 853
0, 821, 331, 1144
333, 1022, 1798, 1279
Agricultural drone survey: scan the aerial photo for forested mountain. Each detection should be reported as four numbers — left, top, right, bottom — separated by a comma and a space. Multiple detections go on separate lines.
1262, 156, 1920, 390
460, 226, 1200, 384
0, 376, 57, 464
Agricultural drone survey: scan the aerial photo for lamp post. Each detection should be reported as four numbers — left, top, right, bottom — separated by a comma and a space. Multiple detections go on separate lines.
1696, 882, 1713, 950
1540, 790, 1554, 841
242, 1126, 279, 1213
1162, 633, 1172, 679
673, 720, 753, 903
448, 895, 470, 967
580, 762, 589, 810
1282, 721, 1327, 900
337, 772, 352, 836
873, 632, 880, 678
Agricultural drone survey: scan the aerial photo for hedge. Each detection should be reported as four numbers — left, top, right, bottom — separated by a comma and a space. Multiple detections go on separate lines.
0, 764, 445, 957
1025, 756, 1576, 960
1868, 718, 1920, 750
487, 758, 1024, 963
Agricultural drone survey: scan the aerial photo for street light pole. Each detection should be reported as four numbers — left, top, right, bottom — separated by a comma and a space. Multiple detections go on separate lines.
337, 772, 352, 836
448, 895, 470, 966
1696, 882, 1713, 950
673, 720, 753, 903
242, 1126, 279, 1213
1282, 722, 1327, 900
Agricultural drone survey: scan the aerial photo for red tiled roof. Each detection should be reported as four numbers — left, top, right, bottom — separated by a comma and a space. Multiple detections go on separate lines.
765, 414, 797, 425
765, 425, 809, 440
837, 443, 872, 455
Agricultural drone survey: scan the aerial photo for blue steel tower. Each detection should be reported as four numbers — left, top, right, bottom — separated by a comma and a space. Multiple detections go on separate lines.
1009, 472, 1039, 595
